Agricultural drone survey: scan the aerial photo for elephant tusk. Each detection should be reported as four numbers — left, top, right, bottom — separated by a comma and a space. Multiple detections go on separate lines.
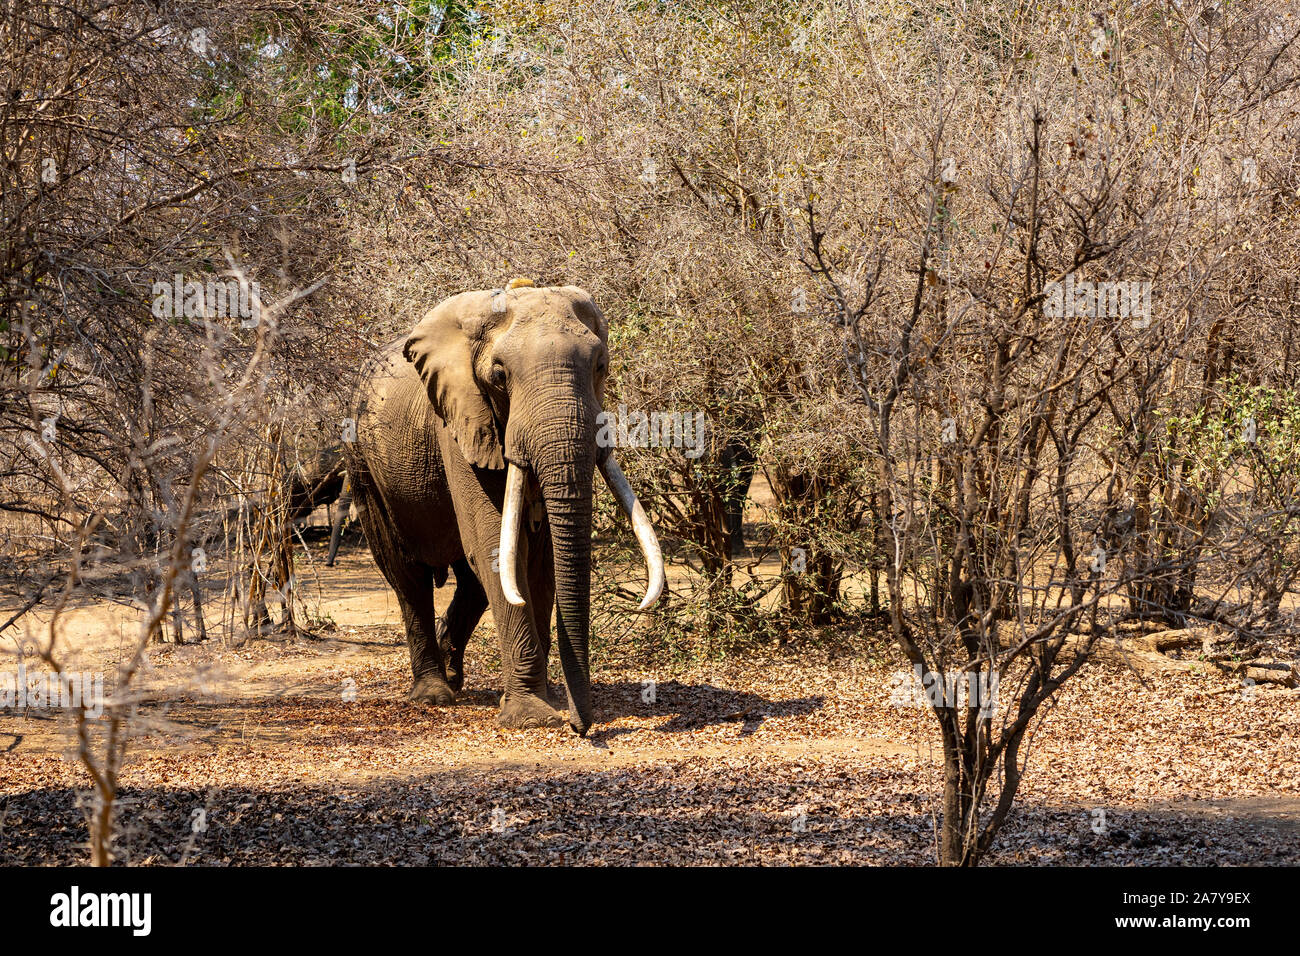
499, 462, 527, 606
598, 455, 665, 611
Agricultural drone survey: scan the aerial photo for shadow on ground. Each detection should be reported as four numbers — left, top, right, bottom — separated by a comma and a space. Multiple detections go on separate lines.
590, 680, 824, 738
4, 772, 1296, 866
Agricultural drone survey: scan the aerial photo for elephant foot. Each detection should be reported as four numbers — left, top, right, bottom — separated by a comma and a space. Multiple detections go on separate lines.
498, 692, 567, 730
408, 674, 456, 706
445, 653, 466, 693
436, 630, 465, 693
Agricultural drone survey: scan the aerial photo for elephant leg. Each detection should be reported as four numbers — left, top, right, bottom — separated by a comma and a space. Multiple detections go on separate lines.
392, 566, 456, 706
438, 557, 487, 693
326, 479, 352, 567
724, 496, 746, 556
466, 523, 565, 730
721, 445, 756, 557
525, 528, 560, 708
353, 480, 453, 705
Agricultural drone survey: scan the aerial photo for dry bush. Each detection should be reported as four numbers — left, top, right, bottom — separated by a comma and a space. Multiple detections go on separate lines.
414, 0, 1300, 862
5, 0, 1300, 866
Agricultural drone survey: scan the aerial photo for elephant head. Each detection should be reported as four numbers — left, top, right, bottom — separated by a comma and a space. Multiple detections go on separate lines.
402, 281, 664, 734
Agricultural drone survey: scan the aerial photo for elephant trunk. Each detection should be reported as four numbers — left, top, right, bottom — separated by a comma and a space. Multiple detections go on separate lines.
535, 448, 595, 735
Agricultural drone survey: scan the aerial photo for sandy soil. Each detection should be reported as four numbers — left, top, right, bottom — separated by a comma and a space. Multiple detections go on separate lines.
2, 523, 1298, 865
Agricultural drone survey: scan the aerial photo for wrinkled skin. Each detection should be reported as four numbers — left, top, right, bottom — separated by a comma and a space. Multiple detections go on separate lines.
344, 285, 612, 733
325, 476, 352, 566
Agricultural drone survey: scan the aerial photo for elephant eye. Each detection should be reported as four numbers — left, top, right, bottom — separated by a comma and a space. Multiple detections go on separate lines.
488, 363, 507, 388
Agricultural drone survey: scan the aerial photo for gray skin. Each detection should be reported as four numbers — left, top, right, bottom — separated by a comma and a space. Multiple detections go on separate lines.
325, 477, 351, 566
344, 285, 612, 734
719, 436, 756, 556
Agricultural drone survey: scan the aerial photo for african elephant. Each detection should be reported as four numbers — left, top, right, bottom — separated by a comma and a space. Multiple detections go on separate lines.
325, 476, 352, 566
718, 434, 756, 556
286, 446, 347, 522
344, 281, 664, 734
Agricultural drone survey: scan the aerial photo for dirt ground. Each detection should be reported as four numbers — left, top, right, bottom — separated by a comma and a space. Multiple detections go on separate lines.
2, 530, 1299, 866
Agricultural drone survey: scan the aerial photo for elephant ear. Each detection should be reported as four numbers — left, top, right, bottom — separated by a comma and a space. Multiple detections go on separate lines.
403, 295, 505, 470
560, 286, 609, 344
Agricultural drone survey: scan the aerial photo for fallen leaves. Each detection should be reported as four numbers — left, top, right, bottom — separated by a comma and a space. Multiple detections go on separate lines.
1, 625, 1297, 865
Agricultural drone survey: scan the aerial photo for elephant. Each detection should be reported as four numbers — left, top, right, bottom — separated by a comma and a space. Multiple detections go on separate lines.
718, 434, 756, 556
278, 445, 352, 565
286, 446, 347, 522
343, 281, 665, 734
325, 476, 352, 566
